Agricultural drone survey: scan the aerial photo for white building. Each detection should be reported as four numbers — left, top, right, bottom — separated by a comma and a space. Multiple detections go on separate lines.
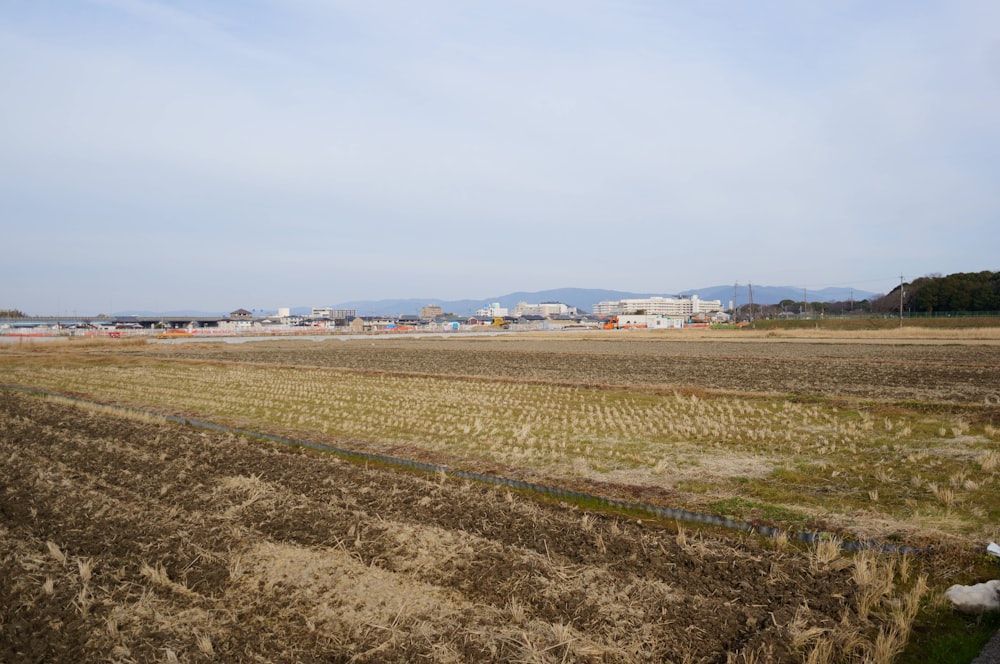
592, 295, 723, 317
511, 301, 576, 317
475, 302, 509, 317
592, 300, 624, 317
616, 315, 685, 329
218, 318, 259, 330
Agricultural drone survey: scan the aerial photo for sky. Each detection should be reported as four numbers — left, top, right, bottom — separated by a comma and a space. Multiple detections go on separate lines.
2, 1, 998, 314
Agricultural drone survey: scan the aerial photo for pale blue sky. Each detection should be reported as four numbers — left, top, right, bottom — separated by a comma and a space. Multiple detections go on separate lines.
2, 0, 997, 314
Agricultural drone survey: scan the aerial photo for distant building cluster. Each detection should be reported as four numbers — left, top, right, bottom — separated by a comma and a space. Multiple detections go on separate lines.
2, 296, 733, 337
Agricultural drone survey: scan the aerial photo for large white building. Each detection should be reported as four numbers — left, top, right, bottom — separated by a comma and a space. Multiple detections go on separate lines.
592, 295, 723, 317
511, 301, 576, 317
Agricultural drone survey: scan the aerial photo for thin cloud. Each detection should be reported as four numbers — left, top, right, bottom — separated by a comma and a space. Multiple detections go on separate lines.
88, 0, 292, 66
1, 1, 996, 312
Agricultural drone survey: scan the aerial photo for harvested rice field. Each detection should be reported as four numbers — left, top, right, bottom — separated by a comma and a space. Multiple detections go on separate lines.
2, 328, 999, 661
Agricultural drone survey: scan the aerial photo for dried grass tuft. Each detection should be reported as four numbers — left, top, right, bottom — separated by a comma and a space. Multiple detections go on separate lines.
140, 561, 194, 596
675, 521, 687, 547
804, 637, 835, 664
74, 585, 93, 616
507, 599, 526, 625
869, 625, 905, 664
46, 540, 66, 564
979, 449, 1000, 471
196, 633, 215, 656
77, 557, 93, 585
809, 538, 842, 570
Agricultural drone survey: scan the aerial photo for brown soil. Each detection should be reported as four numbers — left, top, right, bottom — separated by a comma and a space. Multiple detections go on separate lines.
2, 390, 900, 663
131, 336, 1000, 406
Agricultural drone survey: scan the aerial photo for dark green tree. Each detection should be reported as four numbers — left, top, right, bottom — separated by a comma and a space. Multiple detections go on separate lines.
889, 271, 999, 314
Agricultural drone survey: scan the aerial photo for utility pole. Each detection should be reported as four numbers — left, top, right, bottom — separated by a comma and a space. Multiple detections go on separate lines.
803, 288, 807, 316
899, 274, 905, 329
733, 281, 739, 322
748, 282, 754, 325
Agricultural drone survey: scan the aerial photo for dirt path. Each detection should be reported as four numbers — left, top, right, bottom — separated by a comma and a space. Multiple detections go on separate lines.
0, 391, 925, 662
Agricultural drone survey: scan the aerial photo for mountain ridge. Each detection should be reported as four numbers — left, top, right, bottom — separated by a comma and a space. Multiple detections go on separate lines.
318, 285, 879, 316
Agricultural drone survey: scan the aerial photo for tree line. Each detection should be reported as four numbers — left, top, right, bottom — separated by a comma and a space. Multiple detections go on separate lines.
872, 271, 1000, 314
731, 271, 998, 319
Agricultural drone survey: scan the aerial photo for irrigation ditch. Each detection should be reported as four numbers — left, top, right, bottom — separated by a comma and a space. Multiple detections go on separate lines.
2, 383, 917, 556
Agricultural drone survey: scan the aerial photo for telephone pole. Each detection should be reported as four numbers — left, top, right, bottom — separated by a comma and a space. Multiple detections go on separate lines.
733, 281, 739, 322
899, 275, 905, 328
748, 282, 754, 325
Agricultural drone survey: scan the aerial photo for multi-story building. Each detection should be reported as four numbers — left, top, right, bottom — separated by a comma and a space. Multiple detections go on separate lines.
420, 304, 444, 320
592, 300, 624, 317
592, 295, 723, 317
311, 307, 357, 320
511, 302, 577, 317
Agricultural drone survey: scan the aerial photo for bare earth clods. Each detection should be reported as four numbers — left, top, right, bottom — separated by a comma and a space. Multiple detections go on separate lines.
0, 391, 893, 662
137, 337, 1000, 405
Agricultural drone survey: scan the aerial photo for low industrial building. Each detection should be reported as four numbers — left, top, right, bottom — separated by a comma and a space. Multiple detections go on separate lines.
615, 315, 685, 329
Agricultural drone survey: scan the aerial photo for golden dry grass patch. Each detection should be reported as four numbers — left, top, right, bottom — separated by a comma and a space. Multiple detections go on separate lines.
238, 540, 466, 629
236, 540, 623, 661
582, 448, 780, 492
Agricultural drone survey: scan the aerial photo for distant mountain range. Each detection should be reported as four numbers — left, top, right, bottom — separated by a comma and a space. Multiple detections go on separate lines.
313, 285, 879, 317
113, 285, 879, 318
